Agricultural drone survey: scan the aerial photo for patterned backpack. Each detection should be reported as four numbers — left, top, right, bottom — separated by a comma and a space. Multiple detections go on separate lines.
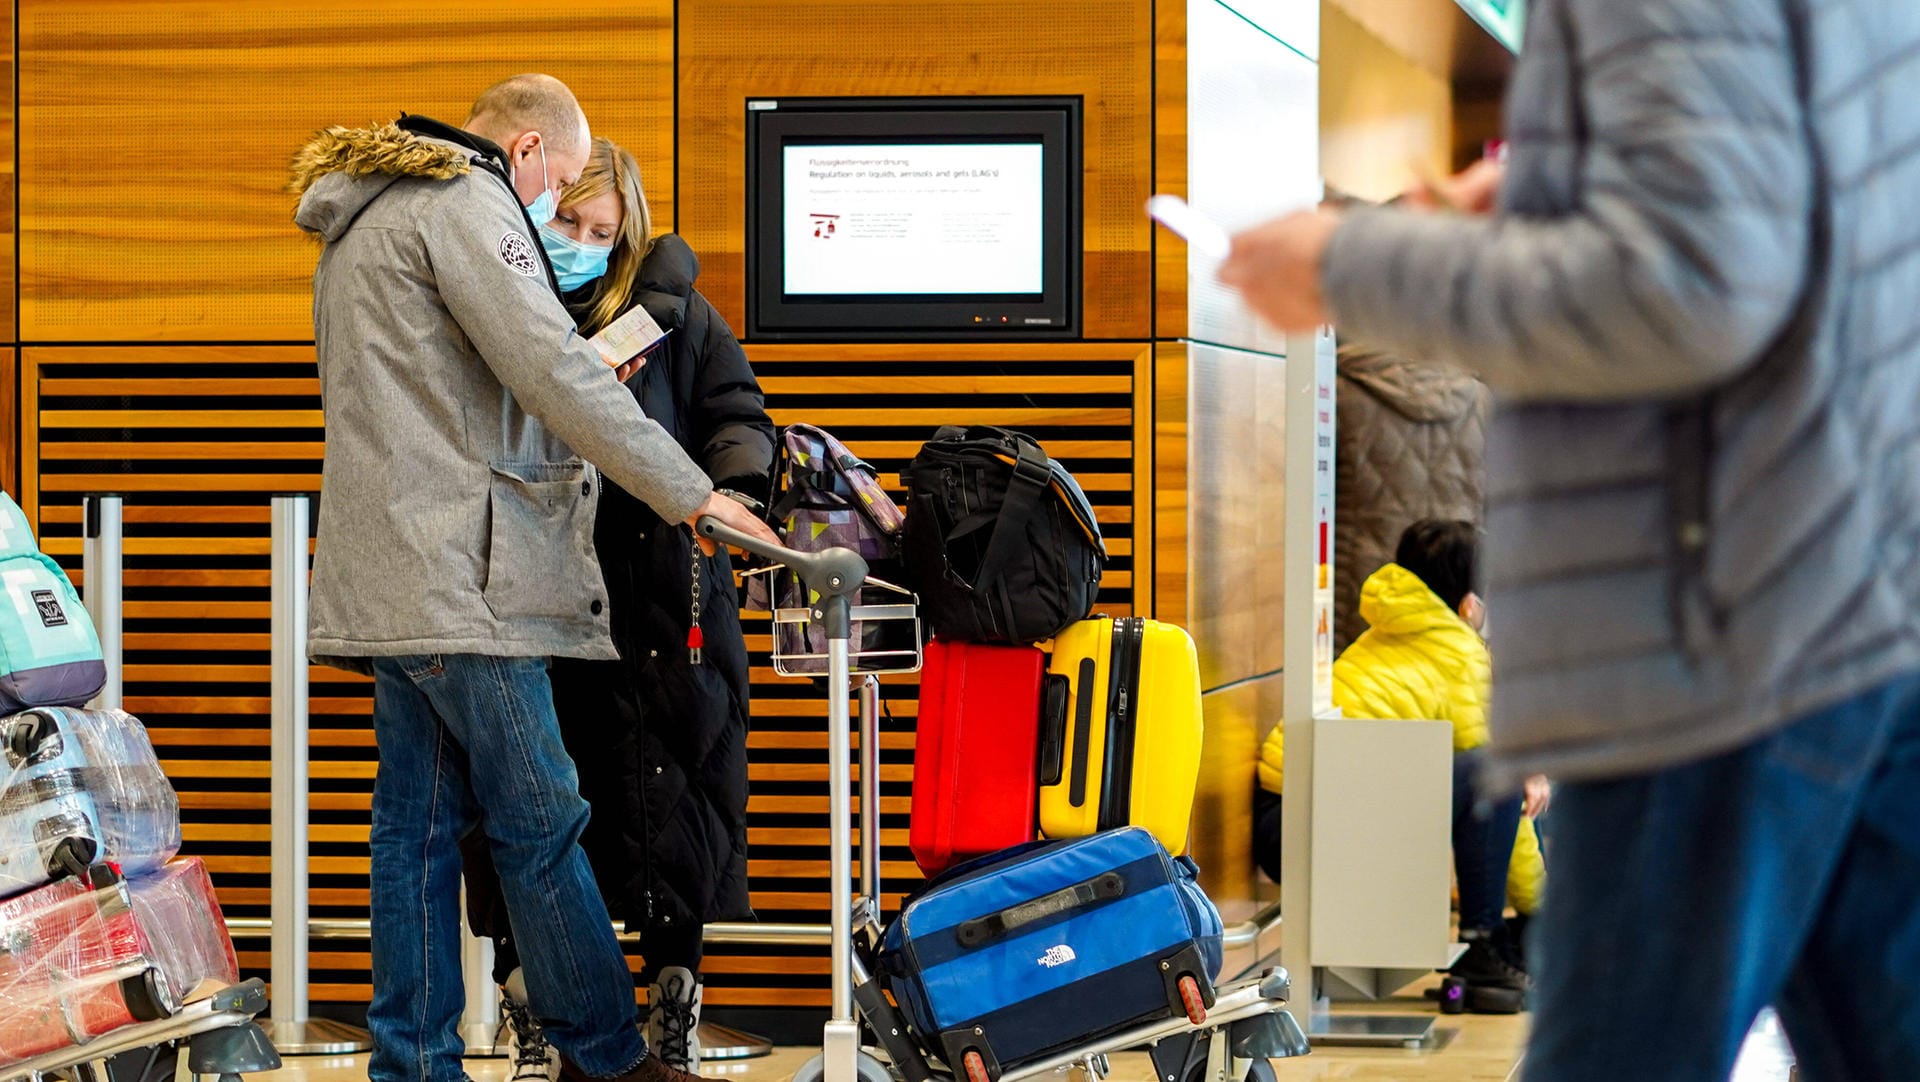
746, 424, 912, 672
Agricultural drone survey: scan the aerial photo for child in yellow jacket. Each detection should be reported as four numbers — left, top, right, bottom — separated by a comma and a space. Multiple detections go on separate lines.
1253, 520, 1542, 1008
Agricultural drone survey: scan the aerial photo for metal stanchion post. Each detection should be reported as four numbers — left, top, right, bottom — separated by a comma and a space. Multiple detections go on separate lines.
858, 676, 882, 912
821, 639, 858, 1082
81, 495, 123, 711
268, 494, 371, 1056
459, 884, 503, 1056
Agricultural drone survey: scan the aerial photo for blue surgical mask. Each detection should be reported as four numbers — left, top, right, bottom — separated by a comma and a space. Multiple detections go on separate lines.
514, 136, 556, 225
526, 187, 557, 228
539, 222, 614, 291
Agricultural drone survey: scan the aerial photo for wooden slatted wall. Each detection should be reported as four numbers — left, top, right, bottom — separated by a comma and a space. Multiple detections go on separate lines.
22, 341, 1146, 1008
8, 0, 1165, 1013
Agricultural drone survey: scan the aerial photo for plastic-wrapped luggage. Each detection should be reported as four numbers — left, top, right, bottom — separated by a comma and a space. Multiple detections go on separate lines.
1038, 617, 1203, 853
0, 857, 238, 1066
0, 708, 181, 898
879, 828, 1223, 1080
910, 639, 1048, 875
0, 491, 107, 714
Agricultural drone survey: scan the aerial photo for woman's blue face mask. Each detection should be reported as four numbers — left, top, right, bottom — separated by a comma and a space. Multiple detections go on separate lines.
539, 220, 613, 290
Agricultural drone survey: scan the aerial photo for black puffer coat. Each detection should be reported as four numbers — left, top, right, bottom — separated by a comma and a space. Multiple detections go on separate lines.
560, 234, 772, 934
450, 236, 769, 947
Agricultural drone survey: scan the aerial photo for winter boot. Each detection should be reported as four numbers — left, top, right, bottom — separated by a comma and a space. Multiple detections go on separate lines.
498, 968, 561, 1082
644, 967, 703, 1072
1447, 931, 1529, 1014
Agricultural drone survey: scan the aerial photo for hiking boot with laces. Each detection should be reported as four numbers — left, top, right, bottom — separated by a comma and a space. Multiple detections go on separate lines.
644, 967, 703, 1072
498, 968, 561, 1082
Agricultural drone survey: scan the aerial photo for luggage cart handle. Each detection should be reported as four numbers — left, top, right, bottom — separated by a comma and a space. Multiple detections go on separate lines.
696, 515, 869, 604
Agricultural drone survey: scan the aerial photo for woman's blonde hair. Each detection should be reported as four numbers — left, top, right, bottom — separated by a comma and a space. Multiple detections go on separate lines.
561, 137, 654, 337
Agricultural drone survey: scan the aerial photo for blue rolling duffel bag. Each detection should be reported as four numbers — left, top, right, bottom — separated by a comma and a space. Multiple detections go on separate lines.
878, 827, 1224, 1080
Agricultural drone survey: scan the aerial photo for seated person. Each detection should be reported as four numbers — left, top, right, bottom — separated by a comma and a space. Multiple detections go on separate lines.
1253, 519, 1540, 1010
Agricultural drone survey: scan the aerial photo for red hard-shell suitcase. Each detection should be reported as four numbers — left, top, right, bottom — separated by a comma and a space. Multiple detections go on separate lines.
910, 639, 1049, 875
0, 857, 238, 1065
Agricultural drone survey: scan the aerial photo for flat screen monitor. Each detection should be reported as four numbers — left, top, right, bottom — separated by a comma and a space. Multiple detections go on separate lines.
746, 96, 1081, 340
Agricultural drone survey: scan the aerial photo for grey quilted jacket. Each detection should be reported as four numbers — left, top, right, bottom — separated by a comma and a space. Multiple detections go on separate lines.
1322, 0, 1920, 786
1333, 347, 1490, 654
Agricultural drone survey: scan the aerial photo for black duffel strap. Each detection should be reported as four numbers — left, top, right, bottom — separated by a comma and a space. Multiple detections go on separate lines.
968, 439, 1054, 594
953, 870, 1125, 949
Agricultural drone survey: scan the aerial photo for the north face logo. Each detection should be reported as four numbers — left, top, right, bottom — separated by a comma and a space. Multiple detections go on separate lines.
31, 589, 67, 628
1037, 944, 1077, 969
498, 232, 540, 277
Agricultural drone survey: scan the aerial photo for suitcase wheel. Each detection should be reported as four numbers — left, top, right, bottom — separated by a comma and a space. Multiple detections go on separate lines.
963, 1050, 991, 1082
4, 712, 53, 767
48, 835, 100, 883
1178, 975, 1207, 1027
121, 969, 172, 1022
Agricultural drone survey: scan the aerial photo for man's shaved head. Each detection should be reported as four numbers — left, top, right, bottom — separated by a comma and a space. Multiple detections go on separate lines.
464, 74, 589, 157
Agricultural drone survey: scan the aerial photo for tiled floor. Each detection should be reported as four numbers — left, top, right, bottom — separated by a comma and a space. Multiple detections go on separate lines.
251, 983, 1798, 1082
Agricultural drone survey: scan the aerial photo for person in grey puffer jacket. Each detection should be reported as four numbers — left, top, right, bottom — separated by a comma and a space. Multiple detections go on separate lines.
1221, 2, 1920, 1079
291, 74, 773, 1082
1331, 346, 1490, 654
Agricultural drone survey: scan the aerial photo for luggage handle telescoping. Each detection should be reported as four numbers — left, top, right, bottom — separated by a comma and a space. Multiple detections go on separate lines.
696, 516, 869, 641
953, 870, 1126, 948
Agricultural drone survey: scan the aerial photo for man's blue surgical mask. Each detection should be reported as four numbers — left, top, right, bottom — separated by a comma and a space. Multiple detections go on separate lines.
539, 222, 613, 291
514, 135, 556, 225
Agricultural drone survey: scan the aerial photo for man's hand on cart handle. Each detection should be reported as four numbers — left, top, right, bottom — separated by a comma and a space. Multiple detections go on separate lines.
687, 492, 781, 557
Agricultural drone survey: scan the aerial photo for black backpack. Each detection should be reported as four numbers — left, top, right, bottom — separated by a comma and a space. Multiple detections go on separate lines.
901, 426, 1107, 644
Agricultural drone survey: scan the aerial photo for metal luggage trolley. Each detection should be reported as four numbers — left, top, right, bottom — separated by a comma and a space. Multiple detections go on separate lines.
0, 979, 281, 1082
698, 518, 1309, 1082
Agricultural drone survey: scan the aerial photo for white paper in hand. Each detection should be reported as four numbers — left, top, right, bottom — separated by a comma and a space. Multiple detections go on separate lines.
589, 305, 669, 366
1146, 194, 1232, 260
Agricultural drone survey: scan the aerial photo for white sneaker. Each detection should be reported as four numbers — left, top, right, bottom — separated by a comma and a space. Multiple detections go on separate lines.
644, 968, 703, 1073
499, 968, 562, 1082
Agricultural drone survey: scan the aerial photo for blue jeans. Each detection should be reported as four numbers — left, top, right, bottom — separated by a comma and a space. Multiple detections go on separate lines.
1526, 672, 1920, 1081
367, 655, 648, 1082
1453, 749, 1521, 935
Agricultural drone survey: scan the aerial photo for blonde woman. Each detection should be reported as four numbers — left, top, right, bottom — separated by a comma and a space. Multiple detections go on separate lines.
465, 137, 772, 1078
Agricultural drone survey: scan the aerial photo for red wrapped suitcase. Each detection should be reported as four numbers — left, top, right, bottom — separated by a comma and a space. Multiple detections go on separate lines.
0, 857, 238, 1065
910, 638, 1049, 875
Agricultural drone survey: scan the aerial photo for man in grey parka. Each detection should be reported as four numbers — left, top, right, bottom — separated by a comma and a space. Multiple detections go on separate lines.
1222, 2, 1920, 1079
291, 75, 774, 1082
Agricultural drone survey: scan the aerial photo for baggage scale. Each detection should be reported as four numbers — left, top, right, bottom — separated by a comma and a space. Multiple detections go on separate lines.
701, 517, 1310, 1082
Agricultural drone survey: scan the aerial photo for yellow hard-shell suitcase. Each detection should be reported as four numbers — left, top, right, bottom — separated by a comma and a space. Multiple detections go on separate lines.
1038, 616, 1203, 853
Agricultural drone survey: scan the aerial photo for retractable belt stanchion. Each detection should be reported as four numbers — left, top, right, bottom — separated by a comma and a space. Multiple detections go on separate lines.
459, 885, 503, 1056
81, 495, 123, 711
269, 494, 372, 1055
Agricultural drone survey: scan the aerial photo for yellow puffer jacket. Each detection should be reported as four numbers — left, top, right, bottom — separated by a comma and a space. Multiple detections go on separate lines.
1258, 563, 1543, 911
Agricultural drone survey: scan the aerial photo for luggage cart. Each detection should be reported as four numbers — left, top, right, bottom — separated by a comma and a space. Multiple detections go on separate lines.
0, 978, 280, 1082
696, 518, 1309, 1082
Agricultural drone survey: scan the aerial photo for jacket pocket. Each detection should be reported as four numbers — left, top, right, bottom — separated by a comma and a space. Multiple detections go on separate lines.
483, 461, 598, 622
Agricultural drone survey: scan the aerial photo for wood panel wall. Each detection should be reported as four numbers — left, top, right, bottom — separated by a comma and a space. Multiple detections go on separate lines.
7, 0, 1170, 1015
1318, 2, 1453, 202
16, 0, 676, 342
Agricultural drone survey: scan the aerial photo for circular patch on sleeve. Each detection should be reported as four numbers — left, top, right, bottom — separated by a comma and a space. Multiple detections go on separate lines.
498, 232, 540, 277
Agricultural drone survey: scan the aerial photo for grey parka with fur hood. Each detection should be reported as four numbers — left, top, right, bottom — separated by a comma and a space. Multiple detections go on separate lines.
291, 116, 712, 671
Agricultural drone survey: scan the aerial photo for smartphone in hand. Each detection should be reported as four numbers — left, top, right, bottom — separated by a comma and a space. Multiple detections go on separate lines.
1146, 194, 1232, 259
